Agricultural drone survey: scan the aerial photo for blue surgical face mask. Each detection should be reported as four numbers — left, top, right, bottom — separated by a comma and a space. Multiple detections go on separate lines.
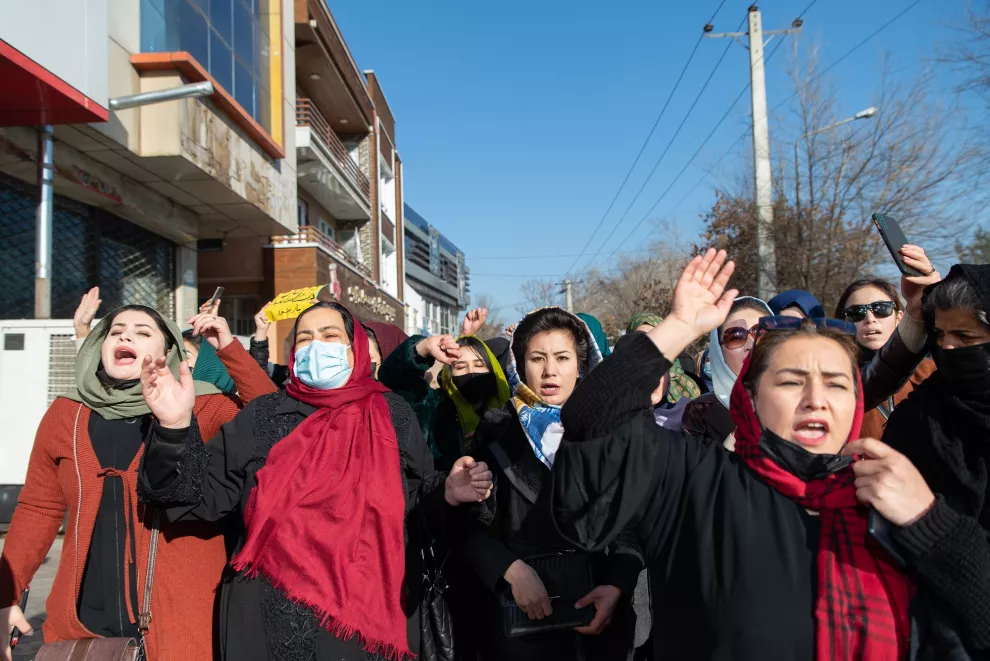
293, 340, 352, 389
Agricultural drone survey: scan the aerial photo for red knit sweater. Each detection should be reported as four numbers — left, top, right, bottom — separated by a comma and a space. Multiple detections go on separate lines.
0, 341, 275, 661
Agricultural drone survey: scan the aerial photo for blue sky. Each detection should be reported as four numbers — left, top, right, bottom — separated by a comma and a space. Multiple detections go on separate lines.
331, 0, 978, 316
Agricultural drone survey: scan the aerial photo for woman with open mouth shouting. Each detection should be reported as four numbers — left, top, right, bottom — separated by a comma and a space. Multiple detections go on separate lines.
551, 249, 963, 660
0, 304, 275, 661
459, 307, 642, 661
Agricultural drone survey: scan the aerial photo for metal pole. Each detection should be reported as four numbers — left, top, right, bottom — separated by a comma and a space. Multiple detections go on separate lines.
109, 81, 214, 111
748, 7, 776, 301
35, 125, 54, 319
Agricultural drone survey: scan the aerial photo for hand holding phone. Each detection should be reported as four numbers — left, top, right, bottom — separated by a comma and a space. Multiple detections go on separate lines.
872, 214, 924, 277
200, 286, 224, 315
9, 587, 30, 648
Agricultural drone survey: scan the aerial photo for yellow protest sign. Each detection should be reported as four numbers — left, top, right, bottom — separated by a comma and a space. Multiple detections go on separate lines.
265, 285, 327, 322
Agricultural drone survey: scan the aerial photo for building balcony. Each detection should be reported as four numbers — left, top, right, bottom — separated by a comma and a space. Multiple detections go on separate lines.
296, 98, 372, 221
270, 224, 371, 279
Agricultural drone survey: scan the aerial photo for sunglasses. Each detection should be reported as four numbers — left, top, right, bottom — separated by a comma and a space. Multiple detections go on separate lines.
756, 316, 857, 340
721, 323, 760, 350
841, 301, 897, 323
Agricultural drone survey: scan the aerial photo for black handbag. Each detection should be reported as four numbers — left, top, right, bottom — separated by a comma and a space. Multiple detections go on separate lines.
419, 530, 455, 660
500, 550, 596, 637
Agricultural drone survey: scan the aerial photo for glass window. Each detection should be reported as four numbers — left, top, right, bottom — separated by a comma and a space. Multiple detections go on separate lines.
210, 29, 233, 92
179, 0, 210, 70
233, 0, 255, 73
141, 0, 271, 132
141, 0, 167, 52
234, 60, 255, 118
210, 0, 232, 45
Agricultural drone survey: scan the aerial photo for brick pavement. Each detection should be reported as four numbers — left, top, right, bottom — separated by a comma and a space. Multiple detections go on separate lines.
0, 536, 61, 660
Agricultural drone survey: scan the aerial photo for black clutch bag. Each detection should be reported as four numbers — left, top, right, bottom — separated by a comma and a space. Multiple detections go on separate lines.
500, 551, 596, 637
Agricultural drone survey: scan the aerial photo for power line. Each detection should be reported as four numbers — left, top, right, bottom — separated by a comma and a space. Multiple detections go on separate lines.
596, 0, 915, 268
575, 11, 749, 276
597, 37, 793, 267
470, 247, 656, 261
768, 0, 923, 116
562, 0, 730, 278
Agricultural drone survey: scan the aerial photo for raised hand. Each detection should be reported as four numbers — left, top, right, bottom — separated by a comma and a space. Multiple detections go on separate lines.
415, 335, 461, 365
668, 248, 737, 336
187, 312, 235, 351
254, 303, 272, 342
648, 249, 737, 362
900, 245, 940, 320
141, 355, 196, 429
73, 287, 102, 339
199, 297, 221, 316
460, 308, 488, 337
445, 456, 493, 504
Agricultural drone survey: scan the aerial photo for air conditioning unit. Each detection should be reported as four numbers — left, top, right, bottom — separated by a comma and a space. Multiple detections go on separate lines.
0, 320, 76, 526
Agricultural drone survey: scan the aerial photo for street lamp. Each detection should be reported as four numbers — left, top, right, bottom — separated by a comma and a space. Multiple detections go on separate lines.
793, 106, 878, 218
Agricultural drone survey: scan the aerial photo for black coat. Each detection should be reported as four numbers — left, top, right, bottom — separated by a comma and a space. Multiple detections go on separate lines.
551, 331, 968, 661
139, 390, 447, 661
459, 403, 643, 661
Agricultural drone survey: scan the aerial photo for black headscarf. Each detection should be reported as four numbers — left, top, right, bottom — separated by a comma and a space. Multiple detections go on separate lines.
884, 264, 990, 522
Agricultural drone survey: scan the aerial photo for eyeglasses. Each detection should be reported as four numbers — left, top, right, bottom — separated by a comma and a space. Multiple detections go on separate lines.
841, 301, 897, 323
755, 315, 857, 340
721, 323, 760, 350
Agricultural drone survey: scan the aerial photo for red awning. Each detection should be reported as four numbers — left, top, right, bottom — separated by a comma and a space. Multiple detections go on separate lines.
0, 38, 108, 126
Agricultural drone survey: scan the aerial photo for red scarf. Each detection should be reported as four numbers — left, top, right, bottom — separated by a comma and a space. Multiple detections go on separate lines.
729, 353, 912, 661
231, 315, 411, 660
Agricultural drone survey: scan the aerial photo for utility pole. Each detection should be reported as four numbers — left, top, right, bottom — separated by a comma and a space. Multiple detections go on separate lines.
562, 279, 574, 312
705, 5, 802, 301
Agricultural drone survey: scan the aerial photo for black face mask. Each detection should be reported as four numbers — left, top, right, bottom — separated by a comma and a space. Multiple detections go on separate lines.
453, 372, 496, 403
758, 428, 854, 481
931, 342, 990, 395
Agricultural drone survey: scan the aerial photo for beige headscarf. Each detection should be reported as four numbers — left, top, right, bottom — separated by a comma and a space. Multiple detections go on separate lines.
63, 305, 221, 420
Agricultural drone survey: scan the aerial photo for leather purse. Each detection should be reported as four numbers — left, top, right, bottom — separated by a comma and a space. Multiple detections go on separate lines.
500, 550, 596, 637
34, 510, 162, 661
419, 544, 455, 661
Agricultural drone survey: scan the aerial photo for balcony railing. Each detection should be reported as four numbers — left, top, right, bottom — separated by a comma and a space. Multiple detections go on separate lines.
271, 225, 371, 278
296, 98, 371, 201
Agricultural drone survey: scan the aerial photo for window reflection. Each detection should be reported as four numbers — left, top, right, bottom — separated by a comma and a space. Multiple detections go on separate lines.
141, 0, 271, 132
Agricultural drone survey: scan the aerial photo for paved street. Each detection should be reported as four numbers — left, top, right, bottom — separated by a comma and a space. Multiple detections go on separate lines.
0, 536, 60, 660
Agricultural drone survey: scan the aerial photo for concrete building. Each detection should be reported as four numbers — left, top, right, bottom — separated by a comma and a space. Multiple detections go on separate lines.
200, 0, 406, 362
403, 204, 469, 336
0, 0, 294, 522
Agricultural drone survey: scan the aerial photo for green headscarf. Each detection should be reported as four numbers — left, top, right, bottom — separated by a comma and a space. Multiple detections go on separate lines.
626, 312, 701, 404
627, 312, 664, 334
64, 305, 221, 420
439, 335, 512, 439
191, 341, 237, 394
576, 313, 611, 357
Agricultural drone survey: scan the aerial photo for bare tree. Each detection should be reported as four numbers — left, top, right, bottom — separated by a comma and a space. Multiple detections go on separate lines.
518, 279, 560, 315
572, 241, 689, 341
698, 47, 981, 312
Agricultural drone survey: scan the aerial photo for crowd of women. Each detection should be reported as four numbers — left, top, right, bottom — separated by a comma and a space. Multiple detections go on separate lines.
1, 241, 987, 661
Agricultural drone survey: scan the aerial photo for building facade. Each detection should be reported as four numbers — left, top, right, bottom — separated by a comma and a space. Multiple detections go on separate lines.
199, 0, 406, 363
403, 204, 469, 337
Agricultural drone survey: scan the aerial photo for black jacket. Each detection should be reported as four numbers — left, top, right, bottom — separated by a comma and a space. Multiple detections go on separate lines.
459, 403, 643, 659
138, 390, 448, 661
551, 332, 968, 661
